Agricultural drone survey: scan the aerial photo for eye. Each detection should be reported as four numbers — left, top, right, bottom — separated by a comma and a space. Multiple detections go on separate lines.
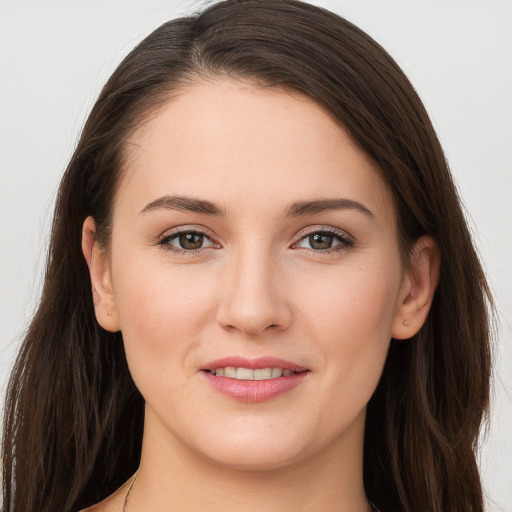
294, 229, 353, 252
158, 229, 217, 252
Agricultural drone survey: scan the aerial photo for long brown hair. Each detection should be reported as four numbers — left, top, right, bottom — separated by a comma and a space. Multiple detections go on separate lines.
2, 1, 492, 511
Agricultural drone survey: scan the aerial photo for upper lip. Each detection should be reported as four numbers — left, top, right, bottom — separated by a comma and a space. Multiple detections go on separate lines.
201, 356, 309, 372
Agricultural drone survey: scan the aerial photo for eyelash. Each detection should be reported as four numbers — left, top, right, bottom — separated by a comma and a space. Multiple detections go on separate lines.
293, 227, 354, 254
157, 227, 216, 256
156, 226, 354, 256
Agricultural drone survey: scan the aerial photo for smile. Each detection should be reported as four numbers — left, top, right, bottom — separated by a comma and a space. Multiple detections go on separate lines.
201, 357, 310, 402
208, 367, 298, 380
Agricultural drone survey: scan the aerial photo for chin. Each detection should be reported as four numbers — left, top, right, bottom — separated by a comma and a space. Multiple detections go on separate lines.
200, 443, 303, 472
188, 423, 320, 472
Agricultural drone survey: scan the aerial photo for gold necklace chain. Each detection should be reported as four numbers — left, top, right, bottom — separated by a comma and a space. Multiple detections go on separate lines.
122, 472, 138, 512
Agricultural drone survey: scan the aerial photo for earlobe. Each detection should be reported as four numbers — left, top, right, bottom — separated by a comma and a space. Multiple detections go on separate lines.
81, 216, 120, 332
392, 236, 440, 340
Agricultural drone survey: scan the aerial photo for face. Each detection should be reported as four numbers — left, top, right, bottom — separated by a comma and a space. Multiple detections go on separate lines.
92, 79, 411, 470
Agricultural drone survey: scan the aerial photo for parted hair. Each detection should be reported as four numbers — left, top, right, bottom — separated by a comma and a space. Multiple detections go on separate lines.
2, 1, 492, 511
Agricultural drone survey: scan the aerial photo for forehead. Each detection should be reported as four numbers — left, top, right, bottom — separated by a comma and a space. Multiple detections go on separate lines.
117, 79, 395, 226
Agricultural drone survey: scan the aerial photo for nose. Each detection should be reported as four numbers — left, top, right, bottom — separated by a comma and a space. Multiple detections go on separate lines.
216, 248, 292, 337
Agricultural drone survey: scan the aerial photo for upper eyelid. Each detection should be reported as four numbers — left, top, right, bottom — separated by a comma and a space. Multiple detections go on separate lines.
294, 225, 353, 241
158, 225, 216, 241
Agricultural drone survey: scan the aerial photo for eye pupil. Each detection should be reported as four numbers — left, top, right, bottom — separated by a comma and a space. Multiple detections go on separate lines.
179, 232, 204, 249
309, 233, 333, 250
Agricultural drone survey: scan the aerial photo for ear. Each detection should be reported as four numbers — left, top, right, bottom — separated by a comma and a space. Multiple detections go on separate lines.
81, 216, 120, 332
392, 236, 440, 340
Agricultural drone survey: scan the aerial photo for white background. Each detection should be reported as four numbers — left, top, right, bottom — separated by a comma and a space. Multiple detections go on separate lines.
0, 1, 511, 510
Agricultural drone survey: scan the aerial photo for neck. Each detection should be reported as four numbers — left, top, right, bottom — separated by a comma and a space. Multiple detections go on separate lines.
127, 406, 371, 512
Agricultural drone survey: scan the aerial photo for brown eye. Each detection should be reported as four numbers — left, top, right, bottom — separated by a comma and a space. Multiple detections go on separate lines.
159, 230, 216, 252
309, 233, 333, 250
295, 229, 353, 252
179, 232, 205, 250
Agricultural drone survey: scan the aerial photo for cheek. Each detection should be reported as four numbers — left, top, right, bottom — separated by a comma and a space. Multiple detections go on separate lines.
295, 257, 401, 389
110, 255, 217, 381
298, 256, 401, 337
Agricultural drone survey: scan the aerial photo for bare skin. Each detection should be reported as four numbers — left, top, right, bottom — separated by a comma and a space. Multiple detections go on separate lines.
81, 79, 439, 511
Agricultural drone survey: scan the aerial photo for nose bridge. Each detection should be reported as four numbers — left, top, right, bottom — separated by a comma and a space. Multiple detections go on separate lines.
216, 240, 291, 336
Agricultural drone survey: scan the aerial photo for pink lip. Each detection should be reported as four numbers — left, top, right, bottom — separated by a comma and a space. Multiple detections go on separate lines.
200, 356, 310, 403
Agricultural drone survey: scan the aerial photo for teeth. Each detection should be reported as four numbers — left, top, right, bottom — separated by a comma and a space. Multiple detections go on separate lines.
254, 368, 272, 380
211, 367, 295, 380
224, 367, 237, 378
236, 367, 254, 380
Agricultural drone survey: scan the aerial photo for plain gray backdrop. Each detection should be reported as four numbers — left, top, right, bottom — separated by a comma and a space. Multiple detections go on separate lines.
0, 1, 511, 510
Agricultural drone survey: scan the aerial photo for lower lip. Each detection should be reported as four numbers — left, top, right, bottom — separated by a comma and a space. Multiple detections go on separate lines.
202, 371, 310, 402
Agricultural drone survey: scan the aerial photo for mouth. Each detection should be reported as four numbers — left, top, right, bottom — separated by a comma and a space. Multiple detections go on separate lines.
205, 367, 302, 380
201, 357, 310, 402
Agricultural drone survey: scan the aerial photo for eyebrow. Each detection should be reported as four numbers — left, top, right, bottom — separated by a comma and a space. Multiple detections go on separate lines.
285, 198, 375, 218
139, 195, 226, 216
139, 194, 374, 219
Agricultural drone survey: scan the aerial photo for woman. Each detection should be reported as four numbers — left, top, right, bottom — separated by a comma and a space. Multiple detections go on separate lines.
1, 1, 492, 511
